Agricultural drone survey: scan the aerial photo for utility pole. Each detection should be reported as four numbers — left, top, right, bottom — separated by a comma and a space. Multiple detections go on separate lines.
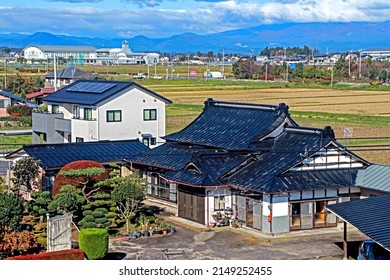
7, 161, 11, 194
3, 57, 7, 89
348, 50, 351, 77
265, 63, 268, 82
187, 54, 190, 79
249, 49, 254, 79
358, 49, 362, 79
54, 54, 58, 91
222, 48, 225, 79
285, 49, 288, 84
331, 64, 334, 86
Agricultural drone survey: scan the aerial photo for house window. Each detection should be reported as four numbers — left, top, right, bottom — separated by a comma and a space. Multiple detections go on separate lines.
76, 137, 84, 142
214, 196, 225, 210
84, 108, 93, 120
107, 110, 122, 122
73, 105, 80, 119
290, 199, 337, 231
143, 109, 157, 121
52, 104, 60, 113
142, 136, 156, 147
0, 99, 10, 108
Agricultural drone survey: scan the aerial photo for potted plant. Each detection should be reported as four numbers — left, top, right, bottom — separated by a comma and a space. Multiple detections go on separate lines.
162, 223, 171, 235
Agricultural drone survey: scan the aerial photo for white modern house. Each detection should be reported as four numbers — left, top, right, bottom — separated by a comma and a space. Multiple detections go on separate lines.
32, 80, 172, 146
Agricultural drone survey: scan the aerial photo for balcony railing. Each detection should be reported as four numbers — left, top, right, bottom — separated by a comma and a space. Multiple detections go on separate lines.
32, 111, 64, 133
55, 118, 71, 132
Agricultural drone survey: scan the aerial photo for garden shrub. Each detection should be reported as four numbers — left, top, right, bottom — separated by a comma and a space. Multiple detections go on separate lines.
78, 228, 109, 260
6, 249, 84, 260
0, 193, 24, 232
52, 160, 108, 198
6, 106, 33, 117
0, 231, 41, 259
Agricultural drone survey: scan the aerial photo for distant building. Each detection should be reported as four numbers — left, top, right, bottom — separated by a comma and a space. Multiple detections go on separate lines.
96, 40, 160, 65
0, 90, 38, 117
26, 67, 96, 104
22, 45, 97, 64
362, 49, 390, 61
44, 66, 96, 88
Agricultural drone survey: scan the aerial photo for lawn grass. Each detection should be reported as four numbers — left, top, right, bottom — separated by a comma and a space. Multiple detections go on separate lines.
0, 134, 32, 154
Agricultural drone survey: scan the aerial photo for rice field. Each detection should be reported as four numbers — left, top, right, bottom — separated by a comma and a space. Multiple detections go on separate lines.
141, 80, 390, 164
3, 70, 390, 163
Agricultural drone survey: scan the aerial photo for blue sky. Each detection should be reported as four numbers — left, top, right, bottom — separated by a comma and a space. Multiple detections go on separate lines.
1, 0, 390, 39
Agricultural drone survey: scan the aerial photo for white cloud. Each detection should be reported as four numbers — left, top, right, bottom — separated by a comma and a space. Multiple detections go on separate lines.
1, 1, 390, 38
212, 0, 390, 23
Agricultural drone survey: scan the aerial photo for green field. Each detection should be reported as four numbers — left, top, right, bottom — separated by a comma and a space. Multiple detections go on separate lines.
2, 69, 390, 163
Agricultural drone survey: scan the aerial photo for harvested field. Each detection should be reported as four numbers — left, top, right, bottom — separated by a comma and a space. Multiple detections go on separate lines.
150, 81, 390, 164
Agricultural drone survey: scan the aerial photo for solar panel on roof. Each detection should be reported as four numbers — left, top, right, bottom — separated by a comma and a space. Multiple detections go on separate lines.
66, 82, 116, 94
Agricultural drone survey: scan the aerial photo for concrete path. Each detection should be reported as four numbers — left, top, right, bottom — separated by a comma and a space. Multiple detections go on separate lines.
108, 214, 366, 260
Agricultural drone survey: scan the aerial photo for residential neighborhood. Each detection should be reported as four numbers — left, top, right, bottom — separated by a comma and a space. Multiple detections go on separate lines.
1, 2, 390, 269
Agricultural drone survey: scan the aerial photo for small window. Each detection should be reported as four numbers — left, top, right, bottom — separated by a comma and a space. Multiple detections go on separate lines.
142, 137, 150, 147
84, 108, 92, 120
73, 105, 80, 119
52, 104, 60, 113
76, 137, 84, 142
144, 109, 157, 121
214, 196, 225, 210
107, 110, 122, 122
142, 137, 156, 147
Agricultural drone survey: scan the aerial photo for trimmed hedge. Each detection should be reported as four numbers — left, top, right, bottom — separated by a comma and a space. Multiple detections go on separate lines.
78, 228, 108, 260
6, 249, 84, 260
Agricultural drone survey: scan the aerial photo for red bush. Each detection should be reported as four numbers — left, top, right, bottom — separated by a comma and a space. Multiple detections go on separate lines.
0, 231, 40, 258
6, 249, 84, 260
52, 160, 108, 198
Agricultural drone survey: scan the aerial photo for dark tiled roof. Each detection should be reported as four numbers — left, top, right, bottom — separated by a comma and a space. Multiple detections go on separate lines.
18, 140, 149, 169
43, 79, 172, 106
130, 143, 207, 170
162, 152, 250, 186
45, 67, 95, 79
326, 194, 390, 251
0, 90, 38, 107
226, 126, 336, 192
272, 168, 359, 193
164, 99, 295, 150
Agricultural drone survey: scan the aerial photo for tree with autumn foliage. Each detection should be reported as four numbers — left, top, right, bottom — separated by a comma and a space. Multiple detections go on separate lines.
4, 73, 41, 99
52, 160, 108, 202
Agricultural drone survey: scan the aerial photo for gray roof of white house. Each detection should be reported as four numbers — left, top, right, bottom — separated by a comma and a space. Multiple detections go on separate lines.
23, 45, 96, 52
356, 164, 390, 193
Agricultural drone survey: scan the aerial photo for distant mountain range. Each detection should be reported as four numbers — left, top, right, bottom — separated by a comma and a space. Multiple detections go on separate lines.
1, 21, 389, 54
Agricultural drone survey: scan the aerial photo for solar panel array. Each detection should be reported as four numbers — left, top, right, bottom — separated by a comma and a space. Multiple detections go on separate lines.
66, 82, 116, 94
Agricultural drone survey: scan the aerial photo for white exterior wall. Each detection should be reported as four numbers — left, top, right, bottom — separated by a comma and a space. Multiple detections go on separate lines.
272, 194, 289, 217
97, 87, 166, 146
23, 47, 97, 61
23, 47, 45, 60
71, 117, 98, 142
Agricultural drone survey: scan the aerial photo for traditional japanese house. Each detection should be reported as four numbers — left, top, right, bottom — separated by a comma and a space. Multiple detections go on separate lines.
130, 98, 385, 234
